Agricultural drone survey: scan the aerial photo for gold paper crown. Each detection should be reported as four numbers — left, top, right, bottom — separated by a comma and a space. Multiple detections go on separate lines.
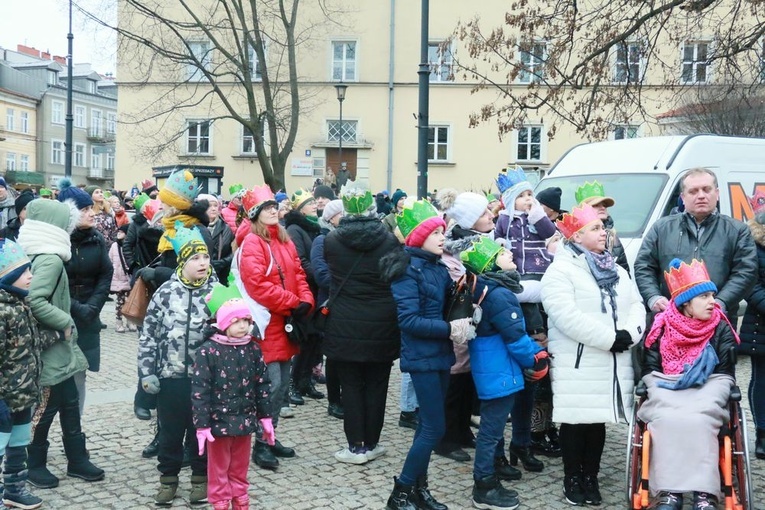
556, 203, 601, 239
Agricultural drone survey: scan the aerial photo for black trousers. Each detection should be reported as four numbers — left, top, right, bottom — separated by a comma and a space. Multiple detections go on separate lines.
32, 376, 82, 444
334, 360, 392, 446
559, 422, 606, 477
156, 377, 206, 477
292, 334, 322, 382
325, 358, 342, 405
440, 372, 476, 449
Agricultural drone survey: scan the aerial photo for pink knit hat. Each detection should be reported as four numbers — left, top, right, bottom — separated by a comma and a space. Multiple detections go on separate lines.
214, 298, 252, 331
405, 216, 447, 248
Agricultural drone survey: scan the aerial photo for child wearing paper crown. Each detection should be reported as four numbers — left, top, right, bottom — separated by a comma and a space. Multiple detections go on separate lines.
637, 258, 738, 510
137, 222, 218, 506
381, 198, 475, 510
0, 240, 44, 509
191, 283, 273, 510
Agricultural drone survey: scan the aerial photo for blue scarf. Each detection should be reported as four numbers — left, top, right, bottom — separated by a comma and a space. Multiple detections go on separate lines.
656, 343, 719, 390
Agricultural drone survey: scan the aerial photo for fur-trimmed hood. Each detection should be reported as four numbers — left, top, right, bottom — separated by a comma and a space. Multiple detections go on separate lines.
379, 246, 410, 283
749, 218, 765, 247
284, 210, 321, 235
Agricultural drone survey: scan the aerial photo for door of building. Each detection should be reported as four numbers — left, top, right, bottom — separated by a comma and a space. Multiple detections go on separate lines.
325, 148, 357, 181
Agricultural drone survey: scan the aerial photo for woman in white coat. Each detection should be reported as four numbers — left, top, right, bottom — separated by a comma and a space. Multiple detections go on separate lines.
541, 203, 646, 507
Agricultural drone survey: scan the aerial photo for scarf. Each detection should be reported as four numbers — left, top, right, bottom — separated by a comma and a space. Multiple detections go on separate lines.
304, 215, 319, 227
210, 332, 251, 346
17, 219, 72, 262
176, 239, 212, 288
158, 213, 201, 253
481, 269, 524, 294
568, 242, 620, 320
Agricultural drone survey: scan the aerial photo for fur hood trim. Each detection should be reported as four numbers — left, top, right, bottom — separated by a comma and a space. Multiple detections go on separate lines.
749, 218, 765, 247
379, 247, 410, 283
61, 199, 82, 235
284, 210, 321, 234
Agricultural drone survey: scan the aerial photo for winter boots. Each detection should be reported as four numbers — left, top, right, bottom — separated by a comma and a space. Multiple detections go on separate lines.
252, 440, 278, 470
62, 433, 104, 481
297, 378, 325, 399
756, 429, 765, 460
472, 474, 519, 510
26, 442, 59, 489
232, 494, 250, 510
189, 474, 208, 505
3, 447, 43, 510
154, 475, 179, 506
412, 475, 447, 510
386, 477, 418, 510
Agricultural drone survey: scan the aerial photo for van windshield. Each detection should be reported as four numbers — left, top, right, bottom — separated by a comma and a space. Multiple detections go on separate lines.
534, 173, 668, 238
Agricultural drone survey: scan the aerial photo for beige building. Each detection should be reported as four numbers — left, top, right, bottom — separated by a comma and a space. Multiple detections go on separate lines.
115, 1, 760, 198
0, 88, 38, 188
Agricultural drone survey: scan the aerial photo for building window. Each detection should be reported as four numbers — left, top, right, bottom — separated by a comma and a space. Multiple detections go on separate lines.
186, 120, 211, 154
91, 148, 102, 170
47, 70, 58, 85
6, 108, 14, 131
248, 43, 264, 81
614, 41, 642, 83
74, 143, 86, 167
327, 120, 358, 143
74, 106, 85, 128
88, 81, 97, 94
90, 110, 103, 137
427, 125, 450, 162
51, 140, 64, 164
614, 125, 639, 140
516, 126, 543, 161
682, 42, 710, 84
106, 113, 117, 134
52, 101, 64, 125
106, 151, 115, 171
428, 42, 453, 82
20, 112, 29, 133
242, 127, 257, 154
518, 42, 546, 84
6, 153, 16, 171
331, 41, 356, 81
20, 155, 29, 171
187, 40, 212, 81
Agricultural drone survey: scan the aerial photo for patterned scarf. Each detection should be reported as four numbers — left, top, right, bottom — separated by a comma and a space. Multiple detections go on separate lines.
568, 242, 620, 320
158, 213, 201, 253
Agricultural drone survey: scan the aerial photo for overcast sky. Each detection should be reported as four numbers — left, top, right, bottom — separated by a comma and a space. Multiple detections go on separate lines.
1, 0, 117, 75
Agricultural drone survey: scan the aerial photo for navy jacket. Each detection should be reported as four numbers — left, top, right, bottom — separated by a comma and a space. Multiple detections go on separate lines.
740, 220, 765, 356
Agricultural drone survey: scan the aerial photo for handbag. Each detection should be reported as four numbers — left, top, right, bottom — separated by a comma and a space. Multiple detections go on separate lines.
445, 273, 478, 321
122, 277, 152, 325
313, 253, 364, 333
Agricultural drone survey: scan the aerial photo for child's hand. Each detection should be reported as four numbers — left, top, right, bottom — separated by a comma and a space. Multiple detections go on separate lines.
260, 417, 275, 446
528, 200, 547, 224
0, 400, 10, 429
196, 428, 215, 455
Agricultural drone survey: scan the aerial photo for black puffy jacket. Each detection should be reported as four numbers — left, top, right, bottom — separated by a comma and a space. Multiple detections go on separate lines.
740, 219, 765, 356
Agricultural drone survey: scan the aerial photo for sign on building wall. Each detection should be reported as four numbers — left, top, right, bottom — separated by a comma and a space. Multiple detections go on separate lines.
290, 157, 313, 177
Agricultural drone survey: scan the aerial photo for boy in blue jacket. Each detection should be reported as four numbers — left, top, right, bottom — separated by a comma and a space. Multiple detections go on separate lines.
461, 237, 549, 510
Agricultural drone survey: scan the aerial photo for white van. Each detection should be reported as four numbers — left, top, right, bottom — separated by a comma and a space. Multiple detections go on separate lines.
535, 134, 765, 266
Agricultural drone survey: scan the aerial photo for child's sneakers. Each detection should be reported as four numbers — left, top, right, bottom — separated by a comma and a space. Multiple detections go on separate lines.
189, 475, 208, 505
2, 470, 43, 510
334, 445, 368, 465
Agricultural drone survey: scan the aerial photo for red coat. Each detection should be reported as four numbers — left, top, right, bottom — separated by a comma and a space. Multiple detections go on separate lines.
221, 202, 239, 232
239, 225, 314, 363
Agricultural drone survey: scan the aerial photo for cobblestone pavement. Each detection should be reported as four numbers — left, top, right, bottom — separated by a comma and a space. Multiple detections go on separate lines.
34, 302, 764, 509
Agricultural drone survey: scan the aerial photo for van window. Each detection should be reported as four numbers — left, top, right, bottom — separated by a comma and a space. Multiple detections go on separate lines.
535, 174, 668, 238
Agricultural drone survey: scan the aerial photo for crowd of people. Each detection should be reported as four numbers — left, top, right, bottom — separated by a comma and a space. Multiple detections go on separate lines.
0, 165, 763, 510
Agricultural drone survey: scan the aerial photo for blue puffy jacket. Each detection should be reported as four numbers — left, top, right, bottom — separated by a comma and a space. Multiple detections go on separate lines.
469, 277, 541, 400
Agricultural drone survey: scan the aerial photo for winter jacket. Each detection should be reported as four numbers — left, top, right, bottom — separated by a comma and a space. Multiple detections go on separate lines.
123, 212, 163, 274
494, 211, 556, 276
109, 241, 131, 293
642, 321, 736, 378
311, 230, 331, 305
208, 219, 234, 284
221, 201, 239, 232
66, 227, 113, 371
740, 219, 765, 356
0, 194, 17, 227
285, 211, 321, 290
541, 244, 646, 424
469, 277, 541, 400
0, 216, 21, 241
138, 272, 217, 380
0, 289, 44, 412
93, 210, 117, 251
634, 211, 757, 321
191, 335, 271, 436
383, 246, 454, 373
323, 216, 400, 363
239, 226, 313, 364
603, 216, 630, 276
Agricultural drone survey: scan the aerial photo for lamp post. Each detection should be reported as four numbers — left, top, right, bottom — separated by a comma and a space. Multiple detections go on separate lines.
334, 82, 348, 175
64, 0, 74, 178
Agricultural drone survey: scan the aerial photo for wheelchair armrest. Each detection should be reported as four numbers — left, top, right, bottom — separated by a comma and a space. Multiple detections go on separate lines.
635, 381, 647, 398
729, 385, 741, 402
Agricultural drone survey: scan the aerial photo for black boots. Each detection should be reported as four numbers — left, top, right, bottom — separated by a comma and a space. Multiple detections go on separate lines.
386, 477, 418, 510
398, 411, 418, 430
530, 429, 562, 457
289, 381, 305, 405
26, 442, 59, 489
252, 440, 278, 470
756, 429, 765, 460
493, 455, 522, 481
413, 475, 447, 510
142, 433, 160, 458
270, 439, 295, 458
508, 444, 544, 472
472, 474, 519, 510
63, 433, 104, 481
3, 446, 43, 509
297, 378, 325, 400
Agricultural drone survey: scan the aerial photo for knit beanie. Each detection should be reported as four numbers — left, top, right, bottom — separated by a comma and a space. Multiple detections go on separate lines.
536, 187, 563, 213
196, 193, 218, 206
0, 239, 31, 297
321, 199, 344, 222
85, 185, 100, 197
275, 192, 289, 204
57, 178, 94, 210
391, 189, 407, 209
15, 189, 35, 216
158, 170, 199, 210
437, 189, 488, 230
313, 185, 336, 201
665, 258, 718, 307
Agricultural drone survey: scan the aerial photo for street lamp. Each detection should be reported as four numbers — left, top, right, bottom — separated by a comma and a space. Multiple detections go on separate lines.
334, 83, 348, 175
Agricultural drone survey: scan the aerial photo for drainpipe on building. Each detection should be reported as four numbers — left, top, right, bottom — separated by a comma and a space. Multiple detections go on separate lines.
416, 0, 429, 199
386, 0, 396, 193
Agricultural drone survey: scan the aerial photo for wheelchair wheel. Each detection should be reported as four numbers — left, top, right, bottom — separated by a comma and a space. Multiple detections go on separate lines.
732, 405, 754, 510
626, 403, 648, 509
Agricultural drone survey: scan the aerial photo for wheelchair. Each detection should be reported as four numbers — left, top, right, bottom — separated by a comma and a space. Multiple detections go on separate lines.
626, 383, 754, 510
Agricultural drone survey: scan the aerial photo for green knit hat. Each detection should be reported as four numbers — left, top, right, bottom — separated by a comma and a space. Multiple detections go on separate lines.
460, 237, 504, 274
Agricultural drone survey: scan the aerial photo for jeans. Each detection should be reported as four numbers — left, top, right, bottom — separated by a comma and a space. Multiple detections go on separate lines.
334, 360, 392, 447
510, 381, 535, 447
399, 370, 450, 486
400, 372, 418, 412
156, 377, 206, 477
749, 355, 765, 430
474, 394, 516, 479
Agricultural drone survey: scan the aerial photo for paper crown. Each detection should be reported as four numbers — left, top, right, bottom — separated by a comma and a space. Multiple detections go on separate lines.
133, 193, 151, 212
228, 183, 245, 197
495, 165, 528, 194
158, 170, 199, 209
575, 181, 615, 207
340, 182, 374, 215
396, 198, 440, 239
141, 178, 157, 191
39, 188, 52, 197
460, 237, 504, 274
290, 188, 314, 211
165, 220, 206, 255
242, 185, 276, 219
749, 190, 765, 214
556, 203, 602, 239
664, 258, 718, 306
205, 283, 251, 331
205, 281, 243, 316
0, 239, 31, 279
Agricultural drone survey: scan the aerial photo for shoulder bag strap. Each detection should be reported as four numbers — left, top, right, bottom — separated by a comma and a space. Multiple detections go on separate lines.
326, 253, 364, 307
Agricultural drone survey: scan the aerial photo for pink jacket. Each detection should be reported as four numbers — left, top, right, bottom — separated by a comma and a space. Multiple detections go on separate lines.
221, 202, 239, 232
109, 242, 131, 292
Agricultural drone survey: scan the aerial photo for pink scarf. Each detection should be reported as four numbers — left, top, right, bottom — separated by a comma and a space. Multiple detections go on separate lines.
644, 302, 737, 374
210, 333, 251, 346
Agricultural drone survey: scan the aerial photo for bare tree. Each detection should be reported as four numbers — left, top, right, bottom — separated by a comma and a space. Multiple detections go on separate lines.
80, 0, 340, 191
451, 0, 765, 141
662, 87, 765, 136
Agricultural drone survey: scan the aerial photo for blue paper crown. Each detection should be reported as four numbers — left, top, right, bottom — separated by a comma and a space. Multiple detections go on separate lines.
0, 239, 30, 279
496, 165, 528, 194
165, 220, 206, 255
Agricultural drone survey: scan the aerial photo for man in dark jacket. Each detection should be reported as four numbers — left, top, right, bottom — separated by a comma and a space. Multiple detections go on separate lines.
123, 193, 162, 275
0, 189, 34, 241
197, 194, 234, 283
634, 168, 757, 322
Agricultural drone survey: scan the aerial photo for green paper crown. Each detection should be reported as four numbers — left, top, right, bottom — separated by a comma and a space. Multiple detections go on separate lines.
396, 199, 439, 239
575, 181, 607, 204
165, 220, 206, 255
340, 182, 374, 215
205, 282, 244, 316
39, 188, 52, 197
460, 237, 504, 274
229, 183, 244, 196
133, 193, 151, 212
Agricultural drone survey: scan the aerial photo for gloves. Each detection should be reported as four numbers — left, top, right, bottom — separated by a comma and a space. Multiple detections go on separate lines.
449, 318, 477, 345
196, 427, 215, 455
260, 417, 275, 446
610, 330, 633, 353
0, 399, 10, 430
292, 302, 312, 319
139, 267, 156, 284
527, 200, 546, 224
523, 350, 550, 382
141, 375, 161, 394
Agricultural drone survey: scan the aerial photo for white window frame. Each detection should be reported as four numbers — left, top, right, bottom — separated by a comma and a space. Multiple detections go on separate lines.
106, 151, 115, 171
51, 101, 64, 125
90, 109, 103, 137
518, 41, 547, 84
681, 41, 711, 84
47, 70, 58, 85
331, 40, 357, 82
613, 41, 643, 84
88, 81, 97, 94
248, 42, 266, 81
515, 125, 545, 162
326, 119, 358, 144
51, 140, 64, 165
91, 147, 102, 171
187, 40, 212, 82
186, 120, 212, 155
74, 143, 86, 167
106, 112, 117, 135
19, 154, 29, 171
6, 108, 14, 131
6, 152, 16, 171
74, 105, 85, 129
612, 124, 640, 140
428, 41, 454, 83
20, 111, 29, 134
427, 125, 451, 163
241, 125, 258, 155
